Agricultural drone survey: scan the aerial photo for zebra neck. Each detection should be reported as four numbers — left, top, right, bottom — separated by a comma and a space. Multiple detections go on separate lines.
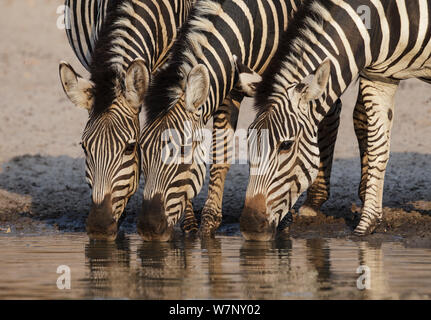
144, 0, 302, 125
260, 0, 372, 108
202, 64, 236, 124
89, 0, 195, 114
149, 0, 197, 71
109, 0, 195, 74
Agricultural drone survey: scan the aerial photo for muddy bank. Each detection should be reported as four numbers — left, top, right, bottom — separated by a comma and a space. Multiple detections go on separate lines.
1, 152, 430, 246
286, 206, 431, 246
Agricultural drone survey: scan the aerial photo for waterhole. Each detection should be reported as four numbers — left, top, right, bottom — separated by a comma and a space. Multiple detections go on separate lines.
1, 233, 431, 299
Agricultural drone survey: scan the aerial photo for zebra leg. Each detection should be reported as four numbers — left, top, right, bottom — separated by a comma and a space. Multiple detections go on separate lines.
353, 80, 369, 204
299, 99, 342, 217
199, 93, 241, 237
181, 200, 198, 235
353, 77, 399, 236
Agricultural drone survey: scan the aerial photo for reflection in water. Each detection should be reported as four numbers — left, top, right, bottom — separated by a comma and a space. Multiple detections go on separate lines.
201, 238, 224, 299
84, 237, 131, 298
0, 234, 431, 299
136, 240, 190, 299
306, 239, 332, 292
239, 240, 292, 299
357, 241, 390, 299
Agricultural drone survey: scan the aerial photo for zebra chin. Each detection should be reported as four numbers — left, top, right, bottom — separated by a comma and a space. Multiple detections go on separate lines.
240, 194, 277, 241
137, 194, 173, 242
86, 194, 118, 241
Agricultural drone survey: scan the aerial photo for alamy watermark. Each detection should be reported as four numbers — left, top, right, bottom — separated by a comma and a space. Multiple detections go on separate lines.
159, 123, 271, 171
356, 265, 371, 290
56, 5, 71, 30
56, 265, 71, 290
57, 4, 373, 31
357, 5, 372, 29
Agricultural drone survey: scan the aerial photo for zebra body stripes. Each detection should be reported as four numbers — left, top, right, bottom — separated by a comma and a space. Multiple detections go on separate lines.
60, 0, 195, 240
65, 0, 111, 70
239, 0, 431, 240
138, 0, 343, 240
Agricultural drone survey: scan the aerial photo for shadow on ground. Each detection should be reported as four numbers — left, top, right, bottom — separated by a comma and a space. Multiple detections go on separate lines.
0, 152, 430, 238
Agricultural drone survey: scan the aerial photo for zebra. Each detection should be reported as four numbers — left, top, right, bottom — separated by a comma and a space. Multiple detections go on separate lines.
137, 0, 343, 241
59, 0, 196, 240
65, 0, 112, 71
237, 0, 431, 240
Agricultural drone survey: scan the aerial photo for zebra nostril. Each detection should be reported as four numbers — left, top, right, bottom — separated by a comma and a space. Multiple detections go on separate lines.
240, 210, 268, 233
87, 194, 114, 228
258, 221, 267, 232
240, 194, 274, 240
138, 194, 174, 241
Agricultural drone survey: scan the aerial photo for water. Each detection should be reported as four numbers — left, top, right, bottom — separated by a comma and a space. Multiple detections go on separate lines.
1, 233, 431, 299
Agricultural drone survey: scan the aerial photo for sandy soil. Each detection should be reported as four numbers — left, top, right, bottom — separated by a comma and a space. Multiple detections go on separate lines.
0, 0, 431, 243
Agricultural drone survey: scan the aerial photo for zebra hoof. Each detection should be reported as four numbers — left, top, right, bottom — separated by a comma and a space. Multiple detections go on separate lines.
198, 227, 216, 239
276, 226, 290, 240
299, 205, 320, 217
183, 226, 198, 237
183, 226, 198, 236
353, 217, 381, 236
181, 219, 199, 236
200, 208, 222, 235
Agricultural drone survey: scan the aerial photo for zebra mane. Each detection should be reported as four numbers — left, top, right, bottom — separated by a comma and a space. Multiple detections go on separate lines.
254, 0, 330, 113
143, 0, 224, 125
89, 0, 137, 115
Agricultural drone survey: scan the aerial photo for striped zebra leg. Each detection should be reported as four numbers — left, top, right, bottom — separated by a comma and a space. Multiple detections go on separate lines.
353, 78, 399, 236
199, 92, 242, 237
298, 99, 342, 217
181, 200, 198, 235
353, 79, 369, 204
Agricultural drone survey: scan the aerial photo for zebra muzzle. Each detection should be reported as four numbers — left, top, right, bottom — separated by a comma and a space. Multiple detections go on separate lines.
137, 194, 173, 242
86, 194, 118, 241
240, 194, 276, 241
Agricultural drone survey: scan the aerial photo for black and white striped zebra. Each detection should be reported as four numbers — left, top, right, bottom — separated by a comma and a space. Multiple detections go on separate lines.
59, 0, 195, 240
137, 0, 342, 240
238, 0, 431, 240
65, 0, 111, 70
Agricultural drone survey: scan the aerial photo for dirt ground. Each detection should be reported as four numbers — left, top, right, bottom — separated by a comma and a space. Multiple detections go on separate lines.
1, 0, 431, 244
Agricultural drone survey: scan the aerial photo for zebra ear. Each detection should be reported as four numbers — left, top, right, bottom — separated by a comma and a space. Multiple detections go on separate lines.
302, 59, 331, 103
125, 59, 150, 110
184, 64, 210, 112
59, 61, 94, 111
233, 55, 262, 97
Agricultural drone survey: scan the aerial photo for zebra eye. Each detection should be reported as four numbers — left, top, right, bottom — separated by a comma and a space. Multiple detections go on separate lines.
279, 140, 294, 152
124, 142, 136, 156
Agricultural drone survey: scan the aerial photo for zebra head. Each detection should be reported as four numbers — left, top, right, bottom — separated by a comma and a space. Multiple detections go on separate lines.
59, 59, 150, 240
238, 60, 333, 241
138, 64, 211, 241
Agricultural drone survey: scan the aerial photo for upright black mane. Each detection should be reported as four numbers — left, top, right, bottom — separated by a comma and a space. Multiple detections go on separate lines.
143, 0, 226, 125
88, 0, 131, 115
142, 3, 204, 125
254, 0, 329, 113
142, 52, 185, 125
